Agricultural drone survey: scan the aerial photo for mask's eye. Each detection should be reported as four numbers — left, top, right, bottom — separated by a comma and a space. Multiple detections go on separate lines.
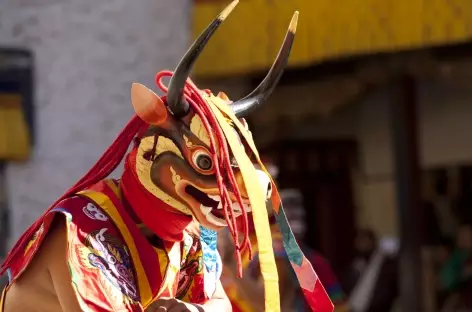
193, 150, 213, 172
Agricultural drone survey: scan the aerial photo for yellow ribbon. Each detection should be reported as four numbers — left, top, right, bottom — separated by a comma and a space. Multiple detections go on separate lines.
207, 94, 280, 312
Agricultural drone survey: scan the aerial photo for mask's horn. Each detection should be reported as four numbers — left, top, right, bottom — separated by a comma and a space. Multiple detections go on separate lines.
166, 0, 239, 118
231, 11, 298, 117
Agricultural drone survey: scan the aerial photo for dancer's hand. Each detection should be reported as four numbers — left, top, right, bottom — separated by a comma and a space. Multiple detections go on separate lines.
146, 298, 204, 312
146, 281, 231, 312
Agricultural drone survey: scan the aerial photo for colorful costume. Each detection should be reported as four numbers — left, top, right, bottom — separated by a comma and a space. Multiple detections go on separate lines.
0, 1, 333, 311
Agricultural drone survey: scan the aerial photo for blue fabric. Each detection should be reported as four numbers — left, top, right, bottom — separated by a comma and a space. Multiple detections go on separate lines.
200, 226, 219, 274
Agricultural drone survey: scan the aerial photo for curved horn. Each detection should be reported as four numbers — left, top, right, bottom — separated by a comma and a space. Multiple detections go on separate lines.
232, 11, 298, 117
167, 0, 239, 117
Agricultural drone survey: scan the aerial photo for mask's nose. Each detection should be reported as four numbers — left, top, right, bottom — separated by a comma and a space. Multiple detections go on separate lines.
255, 169, 272, 200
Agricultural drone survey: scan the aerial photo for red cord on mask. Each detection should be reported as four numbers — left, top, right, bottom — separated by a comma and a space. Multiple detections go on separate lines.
156, 71, 251, 277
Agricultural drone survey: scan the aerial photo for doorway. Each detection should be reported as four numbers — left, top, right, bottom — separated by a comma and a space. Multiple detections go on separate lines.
262, 139, 357, 274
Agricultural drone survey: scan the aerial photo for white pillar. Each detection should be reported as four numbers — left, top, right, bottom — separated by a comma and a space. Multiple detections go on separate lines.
0, 0, 191, 245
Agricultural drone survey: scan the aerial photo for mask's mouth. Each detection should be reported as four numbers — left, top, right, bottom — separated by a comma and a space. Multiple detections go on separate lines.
185, 185, 251, 226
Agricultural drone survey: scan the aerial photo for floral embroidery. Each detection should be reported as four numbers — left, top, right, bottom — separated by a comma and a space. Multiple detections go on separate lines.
176, 257, 202, 298
176, 235, 205, 302
84, 228, 138, 301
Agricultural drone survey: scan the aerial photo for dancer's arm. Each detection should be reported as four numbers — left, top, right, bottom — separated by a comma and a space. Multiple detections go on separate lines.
48, 215, 144, 312
46, 217, 93, 312
3, 216, 86, 312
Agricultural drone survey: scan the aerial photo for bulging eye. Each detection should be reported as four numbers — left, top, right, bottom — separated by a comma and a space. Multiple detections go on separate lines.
193, 150, 213, 171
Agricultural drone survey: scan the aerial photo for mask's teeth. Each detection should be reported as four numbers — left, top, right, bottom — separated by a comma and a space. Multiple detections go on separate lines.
244, 203, 252, 212
209, 195, 221, 201
230, 202, 251, 213
200, 205, 212, 215
206, 213, 227, 226
231, 202, 240, 211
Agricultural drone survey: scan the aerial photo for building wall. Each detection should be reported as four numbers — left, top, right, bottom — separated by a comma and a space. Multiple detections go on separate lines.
0, 0, 191, 246
357, 78, 472, 237
250, 77, 472, 238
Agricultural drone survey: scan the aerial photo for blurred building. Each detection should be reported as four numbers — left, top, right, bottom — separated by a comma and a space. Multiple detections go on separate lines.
2, 0, 472, 310
0, 0, 191, 247
192, 1, 472, 311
